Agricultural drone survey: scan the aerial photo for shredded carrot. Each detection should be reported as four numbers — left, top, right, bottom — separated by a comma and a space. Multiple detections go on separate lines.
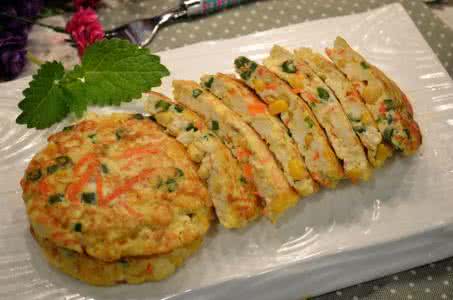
38, 179, 51, 196
117, 146, 159, 159
146, 263, 153, 274
104, 168, 155, 205
346, 88, 360, 99
247, 102, 266, 115
292, 88, 304, 94
66, 162, 98, 203
242, 163, 253, 179
236, 147, 252, 160
337, 48, 345, 55
379, 103, 387, 114
195, 119, 204, 130
265, 82, 278, 90
74, 153, 97, 175
325, 48, 333, 57
313, 152, 320, 161
302, 92, 318, 103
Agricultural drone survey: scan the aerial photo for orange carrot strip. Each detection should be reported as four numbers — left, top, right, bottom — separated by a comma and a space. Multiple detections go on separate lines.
325, 48, 333, 56
95, 171, 104, 206
292, 88, 304, 94
66, 162, 98, 203
38, 179, 52, 196
74, 153, 97, 175
313, 152, 320, 161
302, 92, 318, 103
236, 147, 252, 160
117, 146, 159, 159
119, 201, 144, 218
242, 163, 253, 179
265, 82, 278, 90
195, 119, 204, 130
146, 263, 153, 273
247, 102, 267, 116
104, 169, 155, 205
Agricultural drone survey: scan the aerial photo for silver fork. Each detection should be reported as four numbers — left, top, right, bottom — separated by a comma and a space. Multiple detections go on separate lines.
105, 0, 247, 47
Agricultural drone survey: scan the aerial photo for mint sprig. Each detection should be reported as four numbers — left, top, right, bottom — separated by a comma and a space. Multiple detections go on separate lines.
16, 39, 170, 129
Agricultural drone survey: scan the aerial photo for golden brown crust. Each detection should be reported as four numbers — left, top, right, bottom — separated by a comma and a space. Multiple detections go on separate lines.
22, 113, 212, 262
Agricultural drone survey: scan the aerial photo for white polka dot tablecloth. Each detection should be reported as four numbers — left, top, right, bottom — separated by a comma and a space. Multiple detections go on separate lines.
98, 1, 453, 299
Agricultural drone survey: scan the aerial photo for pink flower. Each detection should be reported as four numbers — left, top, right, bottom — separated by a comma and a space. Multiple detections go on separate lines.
66, 8, 104, 57
73, 0, 100, 10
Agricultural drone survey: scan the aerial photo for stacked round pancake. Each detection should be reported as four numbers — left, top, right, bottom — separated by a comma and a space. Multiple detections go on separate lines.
21, 113, 212, 285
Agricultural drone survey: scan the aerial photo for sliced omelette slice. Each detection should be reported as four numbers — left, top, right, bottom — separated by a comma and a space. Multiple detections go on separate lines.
234, 56, 344, 188
326, 36, 422, 155
172, 80, 299, 222
145, 92, 261, 228
264, 45, 372, 182
294, 48, 391, 167
201, 73, 318, 197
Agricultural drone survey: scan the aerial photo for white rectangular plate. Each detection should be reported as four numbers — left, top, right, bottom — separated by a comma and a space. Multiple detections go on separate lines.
1, 3, 453, 300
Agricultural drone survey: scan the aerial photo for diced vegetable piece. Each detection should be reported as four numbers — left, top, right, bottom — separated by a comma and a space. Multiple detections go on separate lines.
239, 176, 247, 184
383, 127, 394, 142
166, 178, 177, 192
48, 193, 64, 204
288, 159, 305, 180
176, 168, 184, 177
47, 164, 58, 175
360, 61, 370, 69
268, 99, 289, 115
26, 169, 42, 181
211, 120, 219, 131
282, 60, 297, 73
185, 123, 198, 132
88, 133, 96, 143
384, 99, 395, 110
81, 192, 96, 204
174, 105, 184, 113
63, 125, 74, 131
155, 111, 173, 125
353, 126, 366, 133
203, 76, 214, 89
155, 100, 171, 112
192, 89, 203, 98
101, 164, 109, 174
304, 116, 314, 128
317, 87, 330, 100
73, 222, 82, 232
115, 128, 126, 140
132, 113, 144, 120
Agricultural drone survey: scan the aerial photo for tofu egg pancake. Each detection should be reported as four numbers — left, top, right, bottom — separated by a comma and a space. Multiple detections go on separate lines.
326, 36, 422, 155
145, 92, 261, 228
172, 80, 299, 222
21, 113, 212, 284
294, 48, 391, 167
200, 73, 318, 197
234, 56, 344, 188
264, 45, 372, 182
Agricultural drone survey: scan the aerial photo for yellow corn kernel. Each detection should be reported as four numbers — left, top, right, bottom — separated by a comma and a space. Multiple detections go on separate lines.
253, 79, 266, 92
268, 99, 289, 115
288, 76, 304, 89
187, 144, 205, 163
375, 143, 393, 166
362, 82, 382, 104
361, 112, 373, 125
304, 133, 314, 148
288, 159, 306, 180
155, 112, 173, 126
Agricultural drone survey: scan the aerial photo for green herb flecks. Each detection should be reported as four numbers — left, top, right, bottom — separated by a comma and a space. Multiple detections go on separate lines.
304, 116, 314, 128
353, 126, 366, 134
88, 133, 97, 143
101, 164, 109, 174
132, 113, 144, 120
63, 125, 74, 131
317, 87, 330, 100
234, 56, 257, 80
282, 60, 297, 73
204, 76, 214, 89
186, 123, 198, 132
73, 222, 82, 232
166, 178, 178, 192
384, 99, 395, 110
192, 89, 203, 98
81, 192, 96, 204
176, 168, 184, 177
47, 164, 59, 175
26, 169, 42, 181
360, 61, 370, 69
56, 156, 72, 168
174, 105, 184, 113
155, 100, 170, 112
383, 127, 394, 143
240, 176, 247, 184
211, 120, 219, 131
115, 128, 126, 140
48, 193, 64, 205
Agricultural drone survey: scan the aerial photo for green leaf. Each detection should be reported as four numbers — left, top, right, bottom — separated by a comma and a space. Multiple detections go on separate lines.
16, 62, 69, 129
69, 39, 170, 107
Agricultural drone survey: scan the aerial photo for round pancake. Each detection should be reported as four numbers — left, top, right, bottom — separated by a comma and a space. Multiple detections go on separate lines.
21, 113, 212, 262
33, 231, 203, 286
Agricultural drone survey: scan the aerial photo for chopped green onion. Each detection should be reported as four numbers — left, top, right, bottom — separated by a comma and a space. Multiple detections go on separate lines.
63, 125, 74, 131
304, 116, 314, 128
234, 56, 250, 68
317, 87, 330, 100
235, 57, 257, 80
56, 156, 72, 168
88, 133, 97, 143
26, 169, 42, 181
384, 99, 395, 110
81, 192, 96, 204
347, 114, 361, 122
132, 113, 144, 120
383, 127, 394, 143
204, 76, 214, 89
115, 128, 126, 140
239, 176, 247, 184
386, 113, 393, 124
211, 120, 219, 131
282, 60, 297, 73
186, 123, 198, 132
47, 164, 58, 175
404, 128, 411, 139
174, 105, 184, 113
155, 100, 170, 112
73, 223, 82, 232
156, 177, 163, 188
101, 164, 109, 174
166, 178, 177, 192
360, 61, 370, 69
353, 126, 366, 133
176, 168, 184, 177
192, 89, 203, 98
48, 193, 64, 204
